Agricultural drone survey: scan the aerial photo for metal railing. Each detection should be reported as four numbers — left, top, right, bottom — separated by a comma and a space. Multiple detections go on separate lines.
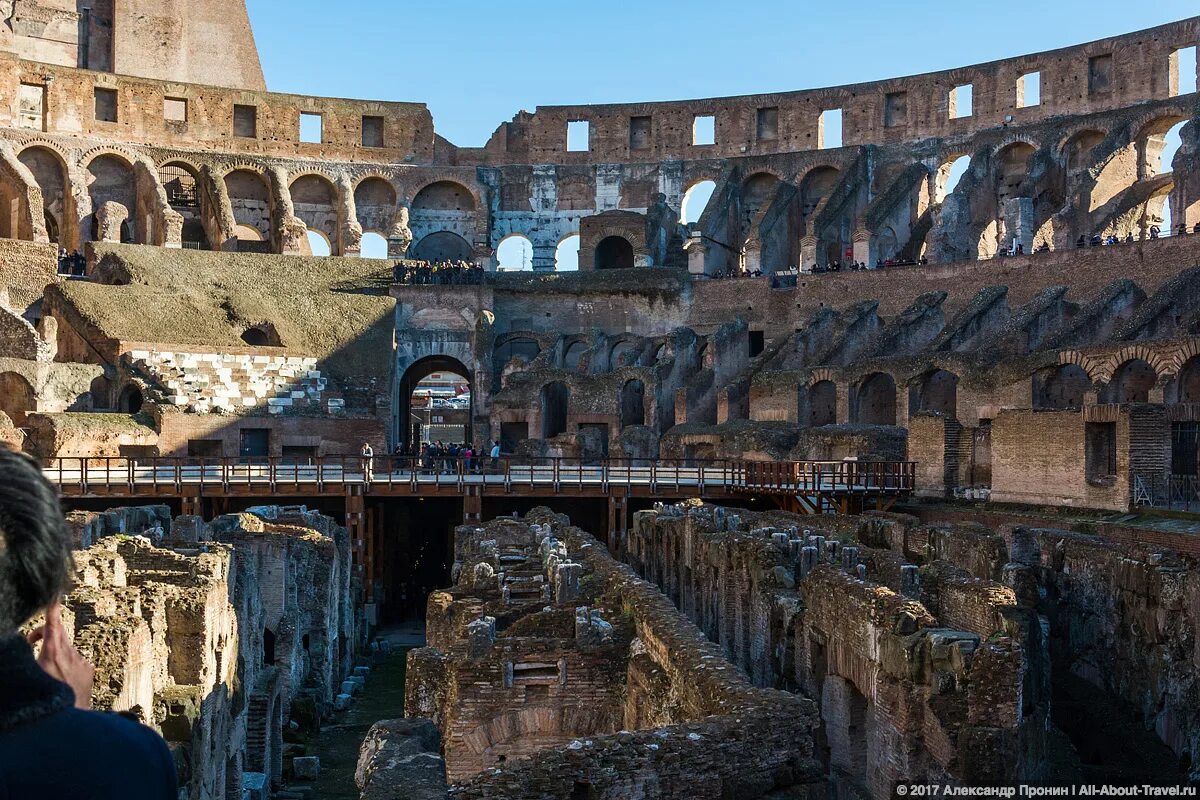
44, 456, 917, 497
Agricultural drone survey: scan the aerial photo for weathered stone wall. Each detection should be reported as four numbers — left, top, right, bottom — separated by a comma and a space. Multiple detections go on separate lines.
402, 509, 821, 797
29, 505, 361, 800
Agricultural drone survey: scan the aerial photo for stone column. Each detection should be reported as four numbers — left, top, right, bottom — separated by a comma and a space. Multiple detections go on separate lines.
800, 235, 817, 273
852, 229, 871, 265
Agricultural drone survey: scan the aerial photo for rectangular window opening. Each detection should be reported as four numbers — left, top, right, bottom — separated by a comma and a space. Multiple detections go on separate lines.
164, 97, 188, 123
884, 92, 908, 129
629, 115, 652, 150
1085, 422, 1117, 480
300, 112, 323, 144
949, 84, 973, 119
362, 115, 384, 148
692, 114, 716, 146
1171, 46, 1197, 97
819, 109, 843, 150
756, 107, 779, 141
233, 104, 258, 138
1089, 54, 1114, 96
567, 119, 590, 152
94, 87, 118, 123
1017, 72, 1042, 108
17, 84, 46, 131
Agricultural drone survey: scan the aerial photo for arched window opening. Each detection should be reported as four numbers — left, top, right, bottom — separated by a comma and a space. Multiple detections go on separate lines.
0, 372, 36, 426
1102, 359, 1156, 404
540, 382, 570, 439
620, 380, 646, 430
681, 181, 716, 225
555, 235, 580, 272
1169, 357, 1200, 405
1035, 364, 1091, 410
306, 229, 331, 257
495, 337, 540, 366
361, 232, 389, 259
118, 385, 144, 415
563, 341, 587, 371
854, 373, 897, 425
497, 234, 534, 271
595, 236, 634, 270
412, 181, 476, 213
809, 380, 837, 427
910, 370, 959, 417
936, 156, 971, 203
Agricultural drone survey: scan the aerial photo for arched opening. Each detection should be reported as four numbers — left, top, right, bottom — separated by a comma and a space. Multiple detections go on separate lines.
398, 355, 473, 450
305, 229, 331, 257
996, 143, 1036, 202
853, 373, 897, 425
0, 372, 36, 427
555, 234, 580, 272
89, 375, 113, 410
412, 181, 476, 213
495, 336, 540, 367
361, 231, 389, 259
1035, 364, 1092, 410
1063, 130, 1105, 174
290, 175, 338, 254
909, 369, 959, 417
936, 155, 971, 203
118, 385, 144, 414
1168, 357, 1200, 404
809, 380, 837, 427
611, 341, 638, 368
18, 146, 68, 245
85, 154, 136, 243
681, 180, 716, 225
354, 177, 397, 236
1155, 120, 1187, 230
562, 341, 587, 371
595, 236, 634, 270
160, 162, 208, 249
619, 380, 646, 430
496, 234, 533, 271
225, 170, 271, 248
240, 325, 280, 347
540, 382, 570, 439
1101, 359, 1156, 404
800, 167, 840, 218
411, 231, 472, 262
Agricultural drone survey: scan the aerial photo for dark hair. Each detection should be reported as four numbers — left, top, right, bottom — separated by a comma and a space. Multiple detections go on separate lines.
0, 447, 72, 634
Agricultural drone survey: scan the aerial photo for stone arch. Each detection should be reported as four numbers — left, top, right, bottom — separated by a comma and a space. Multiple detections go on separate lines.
934, 154, 972, 203
1166, 356, 1200, 404
555, 232, 581, 272
398, 354, 473, 449
595, 235, 635, 270
118, 384, 144, 414
808, 380, 837, 427
1100, 358, 1157, 404
412, 180, 477, 212
289, 174, 339, 252
681, 179, 717, 225
852, 372, 897, 425
496, 233, 534, 271
0, 372, 36, 426
225, 169, 272, 243
159, 160, 209, 250
909, 369, 959, 417
85, 153, 136, 243
354, 176, 397, 236
620, 379, 646, 430
412, 231, 472, 262
494, 334, 542, 366
1134, 114, 1190, 177
540, 381, 570, 439
562, 339, 588, 371
1061, 129, 1107, 173
240, 323, 282, 347
610, 339, 639, 368
18, 145, 70, 245
1034, 364, 1092, 410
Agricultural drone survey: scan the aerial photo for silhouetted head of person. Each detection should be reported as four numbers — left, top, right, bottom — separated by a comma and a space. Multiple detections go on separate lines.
0, 447, 71, 636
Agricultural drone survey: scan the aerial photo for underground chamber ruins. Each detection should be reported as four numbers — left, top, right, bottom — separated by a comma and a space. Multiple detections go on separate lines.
0, 3, 1199, 798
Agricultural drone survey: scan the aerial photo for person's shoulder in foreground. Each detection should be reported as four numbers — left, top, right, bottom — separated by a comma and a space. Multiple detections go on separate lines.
0, 446, 177, 800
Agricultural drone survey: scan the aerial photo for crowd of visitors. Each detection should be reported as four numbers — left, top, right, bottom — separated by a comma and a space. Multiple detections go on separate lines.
1076, 223, 1200, 249
393, 259, 486, 285
364, 440, 506, 477
56, 249, 86, 277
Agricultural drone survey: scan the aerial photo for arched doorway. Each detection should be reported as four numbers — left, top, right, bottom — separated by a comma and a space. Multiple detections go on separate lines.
118, 385, 144, 414
620, 380, 646, 430
555, 234, 580, 272
808, 380, 837, 427
1035, 364, 1092, 409
595, 236, 634, 270
412, 231, 472, 262
853, 373, 897, 425
0, 372, 36, 426
909, 369, 959, 417
1101, 359, 1156, 404
398, 356, 472, 451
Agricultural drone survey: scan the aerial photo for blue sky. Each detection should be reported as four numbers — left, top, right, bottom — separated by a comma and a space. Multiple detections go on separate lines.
247, 1, 1196, 147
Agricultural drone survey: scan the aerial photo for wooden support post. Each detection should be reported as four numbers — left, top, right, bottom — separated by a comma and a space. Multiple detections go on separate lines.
463, 486, 483, 524
607, 493, 629, 556
345, 486, 366, 584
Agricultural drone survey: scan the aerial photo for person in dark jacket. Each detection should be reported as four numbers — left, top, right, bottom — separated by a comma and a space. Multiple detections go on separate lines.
0, 446, 177, 800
